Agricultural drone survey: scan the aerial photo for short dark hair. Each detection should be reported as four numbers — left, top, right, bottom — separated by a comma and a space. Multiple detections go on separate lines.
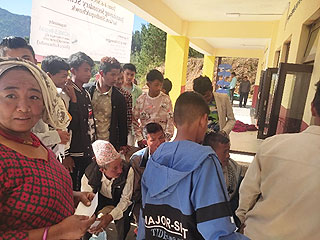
203, 132, 230, 149
68, 52, 94, 69
312, 81, 320, 116
41, 55, 70, 75
162, 78, 172, 94
193, 76, 213, 95
143, 122, 164, 139
123, 63, 136, 73
231, 72, 236, 76
99, 56, 121, 74
0, 36, 35, 58
146, 69, 164, 83
174, 91, 209, 126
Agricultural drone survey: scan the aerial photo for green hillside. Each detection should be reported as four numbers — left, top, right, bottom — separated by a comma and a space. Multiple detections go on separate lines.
0, 8, 30, 41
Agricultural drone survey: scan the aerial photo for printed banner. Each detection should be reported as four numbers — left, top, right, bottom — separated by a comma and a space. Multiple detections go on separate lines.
30, 0, 134, 62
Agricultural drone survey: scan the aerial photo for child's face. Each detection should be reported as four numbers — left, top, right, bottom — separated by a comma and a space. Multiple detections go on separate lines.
50, 70, 69, 88
101, 68, 120, 87
123, 69, 135, 85
147, 79, 163, 97
72, 62, 92, 84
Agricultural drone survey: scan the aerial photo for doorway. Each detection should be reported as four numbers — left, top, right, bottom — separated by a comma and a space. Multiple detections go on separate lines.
268, 63, 313, 136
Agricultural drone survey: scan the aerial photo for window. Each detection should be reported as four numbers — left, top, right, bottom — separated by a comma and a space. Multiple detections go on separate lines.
303, 19, 320, 63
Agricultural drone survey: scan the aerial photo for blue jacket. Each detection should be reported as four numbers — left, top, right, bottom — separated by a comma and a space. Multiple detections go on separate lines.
137, 141, 248, 240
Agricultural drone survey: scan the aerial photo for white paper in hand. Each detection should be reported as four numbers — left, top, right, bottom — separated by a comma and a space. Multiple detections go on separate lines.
74, 193, 98, 216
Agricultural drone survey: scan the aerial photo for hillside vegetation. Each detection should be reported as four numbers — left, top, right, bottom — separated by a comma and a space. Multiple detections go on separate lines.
0, 8, 30, 40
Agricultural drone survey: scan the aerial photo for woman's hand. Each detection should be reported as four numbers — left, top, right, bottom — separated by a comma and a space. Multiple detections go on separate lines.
73, 191, 95, 208
51, 215, 95, 239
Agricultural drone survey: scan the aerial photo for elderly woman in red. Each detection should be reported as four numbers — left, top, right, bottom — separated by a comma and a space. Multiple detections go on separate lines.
0, 58, 95, 239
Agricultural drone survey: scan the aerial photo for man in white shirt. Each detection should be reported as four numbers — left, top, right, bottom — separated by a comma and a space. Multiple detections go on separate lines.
81, 140, 134, 240
236, 81, 320, 240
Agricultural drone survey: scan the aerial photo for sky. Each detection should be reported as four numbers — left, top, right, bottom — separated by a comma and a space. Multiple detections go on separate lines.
0, 0, 148, 31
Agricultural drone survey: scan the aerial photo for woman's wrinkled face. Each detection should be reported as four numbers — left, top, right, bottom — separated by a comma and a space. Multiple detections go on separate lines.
0, 69, 44, 134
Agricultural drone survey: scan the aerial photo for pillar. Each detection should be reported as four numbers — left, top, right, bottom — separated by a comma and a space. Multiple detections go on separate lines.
203, 55, 216, 80
164, 35, 189, 104
252, 57, 263, 108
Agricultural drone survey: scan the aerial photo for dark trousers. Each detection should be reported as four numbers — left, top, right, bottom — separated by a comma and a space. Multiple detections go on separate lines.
230, 88, 235, 103
83, 193, 131, 240
70, 156, 92, 191
239, 92, 249, 107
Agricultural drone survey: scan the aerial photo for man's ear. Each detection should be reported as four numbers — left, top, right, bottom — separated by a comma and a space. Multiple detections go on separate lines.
146, 82, 150, 88
70, 67, 76, 75
200, 113, 208, 128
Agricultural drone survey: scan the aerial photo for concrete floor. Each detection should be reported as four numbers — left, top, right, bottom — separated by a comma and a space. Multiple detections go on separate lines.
230, 100, 263, 164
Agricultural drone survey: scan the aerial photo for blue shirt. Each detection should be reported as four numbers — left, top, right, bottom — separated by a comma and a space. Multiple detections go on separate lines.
230, 77, 237, 89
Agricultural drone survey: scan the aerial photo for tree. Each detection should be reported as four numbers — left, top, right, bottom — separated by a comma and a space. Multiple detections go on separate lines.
130, 23, 204, 87
131, 23, 167, 86
189, 47, 204, 58
131, 30, 141, 53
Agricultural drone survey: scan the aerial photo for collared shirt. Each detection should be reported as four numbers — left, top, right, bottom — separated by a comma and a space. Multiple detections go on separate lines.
81, 168, 134, 220
92, 86, 112, 141
237, 125, 320, 240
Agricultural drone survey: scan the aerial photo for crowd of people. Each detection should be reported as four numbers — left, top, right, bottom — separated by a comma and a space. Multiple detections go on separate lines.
0, 35, 319, 240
